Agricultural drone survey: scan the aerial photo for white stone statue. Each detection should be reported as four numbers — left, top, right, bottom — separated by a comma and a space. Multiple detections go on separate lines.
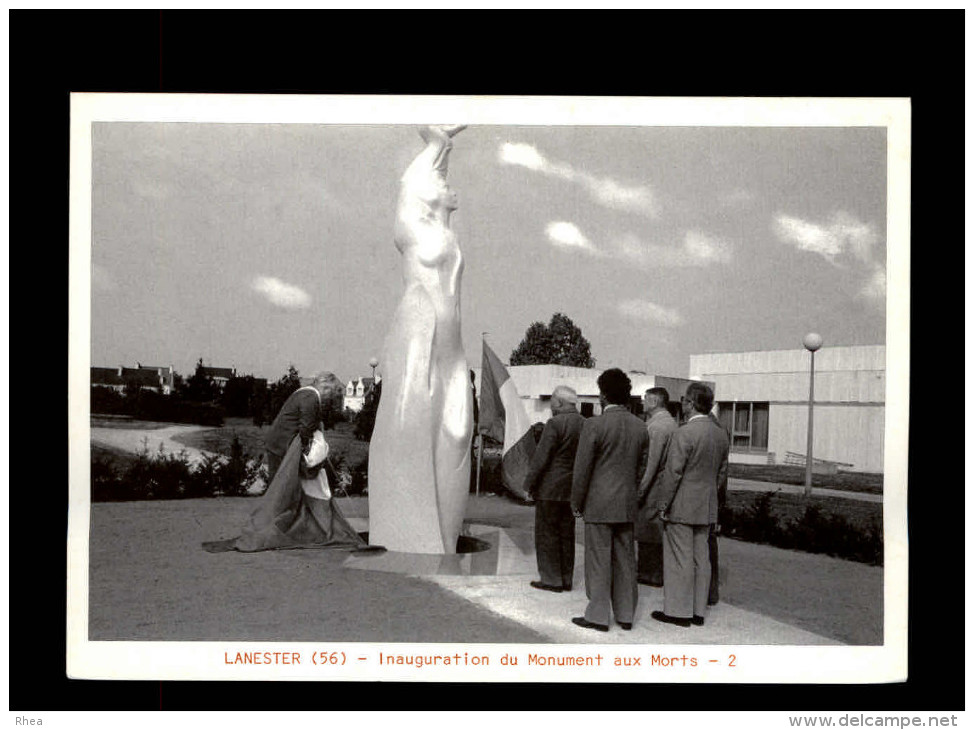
368, 125, 474, 554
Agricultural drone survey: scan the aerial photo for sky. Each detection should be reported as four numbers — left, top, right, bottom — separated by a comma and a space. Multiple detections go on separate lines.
89, 121, 888, 385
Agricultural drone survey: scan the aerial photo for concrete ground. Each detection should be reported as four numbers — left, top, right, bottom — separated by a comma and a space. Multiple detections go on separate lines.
86, 495, 882, 646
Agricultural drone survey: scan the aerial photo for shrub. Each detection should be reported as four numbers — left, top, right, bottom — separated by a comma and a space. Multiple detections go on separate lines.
721, 491, 883, 566
347, 457, 369, 496
91, 435, 262, 502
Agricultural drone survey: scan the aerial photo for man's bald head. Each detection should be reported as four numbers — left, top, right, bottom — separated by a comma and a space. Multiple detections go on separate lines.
550, 385, 578, 414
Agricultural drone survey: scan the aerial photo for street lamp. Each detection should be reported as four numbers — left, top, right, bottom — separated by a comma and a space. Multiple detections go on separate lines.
802, 332, 823, 498
369, 357, 379, 382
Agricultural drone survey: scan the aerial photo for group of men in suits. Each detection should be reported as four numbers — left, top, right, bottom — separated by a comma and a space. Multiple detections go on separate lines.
523, 368, 729, 633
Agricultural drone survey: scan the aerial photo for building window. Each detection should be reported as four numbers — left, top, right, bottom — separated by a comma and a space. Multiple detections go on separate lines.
717, 401, 769, 452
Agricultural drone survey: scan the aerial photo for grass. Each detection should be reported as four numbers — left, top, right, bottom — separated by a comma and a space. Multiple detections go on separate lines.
170, 417, 371, 466
91, 443, 140, 471
729, 463, 883, 494
91, 415, 187, 430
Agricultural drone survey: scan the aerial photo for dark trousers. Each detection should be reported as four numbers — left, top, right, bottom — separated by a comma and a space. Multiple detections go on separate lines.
266, 450, 283, 485
636, 518, 663, 585
535, 500, 576, 589
708, 526, 719, 604
583, 522, 637, 626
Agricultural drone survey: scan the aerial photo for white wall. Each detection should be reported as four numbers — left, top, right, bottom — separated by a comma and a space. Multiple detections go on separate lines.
768, 404, 885, 473
691, 346, 886, 473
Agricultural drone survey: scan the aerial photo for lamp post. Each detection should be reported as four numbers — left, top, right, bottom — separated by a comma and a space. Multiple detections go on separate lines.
802, 332, 823, 498
369, 357, 379, 382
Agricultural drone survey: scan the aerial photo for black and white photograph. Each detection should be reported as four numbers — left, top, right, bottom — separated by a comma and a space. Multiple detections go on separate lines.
67, 94, 909, 684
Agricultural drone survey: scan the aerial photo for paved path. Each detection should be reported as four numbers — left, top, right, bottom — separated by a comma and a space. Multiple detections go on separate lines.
729, 477, 882, 503
90, 425, 213, 465
427, 562, 839, 646
345, 521, 842, 645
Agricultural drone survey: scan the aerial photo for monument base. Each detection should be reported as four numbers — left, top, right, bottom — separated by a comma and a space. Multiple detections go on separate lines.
343, 520, 519, 577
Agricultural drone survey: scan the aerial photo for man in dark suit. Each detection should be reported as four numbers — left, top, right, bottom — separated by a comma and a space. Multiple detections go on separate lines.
265, 371, 343, 483
523, 385, 586, 593
570, 369, 649, 632
647, 382, 729, 627
635, 387, 678, 587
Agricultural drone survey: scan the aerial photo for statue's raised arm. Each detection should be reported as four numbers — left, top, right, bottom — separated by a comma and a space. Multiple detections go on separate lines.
396, 126, 467, 243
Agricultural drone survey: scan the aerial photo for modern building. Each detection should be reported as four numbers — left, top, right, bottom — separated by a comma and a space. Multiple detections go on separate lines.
689, 345, 885, 473
344, 376, 380, 412
472, 364, 704, 424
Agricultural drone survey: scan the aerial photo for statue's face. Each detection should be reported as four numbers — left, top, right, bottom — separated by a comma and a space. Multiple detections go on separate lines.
419, 176, 458, 212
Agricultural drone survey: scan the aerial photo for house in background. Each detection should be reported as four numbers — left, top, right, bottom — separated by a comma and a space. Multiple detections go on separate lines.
90, 367, 126, 393
344, 376, 380, 412
689, 345, 885, 473
91, 363, 175, 395
135, 363, 175, 394
198, 366, 236, 390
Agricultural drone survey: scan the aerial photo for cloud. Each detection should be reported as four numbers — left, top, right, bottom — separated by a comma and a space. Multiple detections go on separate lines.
499, 142, 658, 217
252, 276, 312, 309
498, 142, 546, 170
545, 221, 601, 255
718, 188, 758, 208
614, 230, 732, 268
617, 299, 685, 327
683, 230, 732, 264
773, 211, 885, 304
772, 211, 880, 264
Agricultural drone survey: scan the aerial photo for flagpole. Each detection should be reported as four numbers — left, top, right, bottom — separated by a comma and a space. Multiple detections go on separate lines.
475, 332, 489, 499
475, 433, 483, 498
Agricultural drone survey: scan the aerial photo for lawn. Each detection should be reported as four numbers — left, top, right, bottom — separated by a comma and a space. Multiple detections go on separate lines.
729, 463, 883, 494
170, 417, 371, 468
91, 415, 189, 430
91, 443, 140, 471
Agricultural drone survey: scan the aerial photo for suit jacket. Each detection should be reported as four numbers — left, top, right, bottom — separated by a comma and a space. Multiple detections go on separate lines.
571, 405, 649, 523
522, 410, 586, 501
265, 386, 321, 457
709, 413, 730, 513
649, 415, 730, 526
636, 409, 678, 504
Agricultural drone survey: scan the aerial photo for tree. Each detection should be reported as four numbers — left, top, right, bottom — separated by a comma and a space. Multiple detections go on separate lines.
509, 312, 595, 368
264, 365, 302, 423
182, 358, 219, 403
354, 380, 382, 441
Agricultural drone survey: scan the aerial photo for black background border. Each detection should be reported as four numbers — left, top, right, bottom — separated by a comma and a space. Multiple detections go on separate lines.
12, 8, 961, 713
